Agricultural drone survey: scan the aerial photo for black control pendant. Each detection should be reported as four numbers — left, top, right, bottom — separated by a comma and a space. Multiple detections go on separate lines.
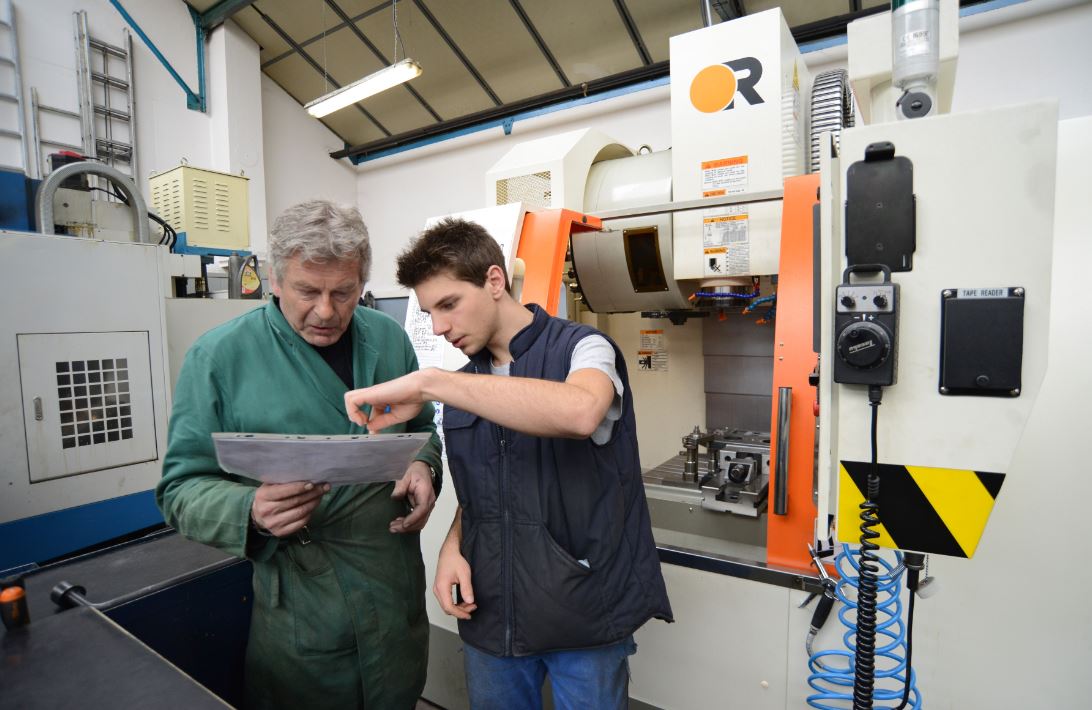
833, 264, 899, 387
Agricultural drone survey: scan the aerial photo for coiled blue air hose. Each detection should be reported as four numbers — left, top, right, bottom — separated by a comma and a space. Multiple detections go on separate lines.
805, 545, 922, 709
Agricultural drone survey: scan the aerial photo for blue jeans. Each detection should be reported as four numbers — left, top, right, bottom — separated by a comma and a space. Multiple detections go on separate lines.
463, 637, 637, 710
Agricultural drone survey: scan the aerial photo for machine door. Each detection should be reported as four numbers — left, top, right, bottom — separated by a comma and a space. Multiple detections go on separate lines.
18, 331, 159, 483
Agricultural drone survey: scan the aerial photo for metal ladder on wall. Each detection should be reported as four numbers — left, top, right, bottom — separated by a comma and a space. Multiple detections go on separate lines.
75, 10, 138, 180
0, 0, 30, 175
29, 87, 85, 177
28, 12, 138, 181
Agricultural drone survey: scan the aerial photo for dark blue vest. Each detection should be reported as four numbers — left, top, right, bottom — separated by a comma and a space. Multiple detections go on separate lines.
443, 304, 673, 657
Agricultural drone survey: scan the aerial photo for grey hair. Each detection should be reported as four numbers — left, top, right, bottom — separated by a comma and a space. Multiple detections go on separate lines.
269, 199, 372, 284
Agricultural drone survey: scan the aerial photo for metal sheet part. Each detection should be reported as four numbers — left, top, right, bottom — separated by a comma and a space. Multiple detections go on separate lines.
212, 432, 430, 486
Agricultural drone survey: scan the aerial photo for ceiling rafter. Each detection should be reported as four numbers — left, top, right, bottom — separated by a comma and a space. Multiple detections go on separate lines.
251, 3, 391, 137
323, 0, 442, 122
411, 0, 502, 106
507, 0, 570, 88
613, 0, 652, 66
331, 59, 669, 162
259, 1, 390, 70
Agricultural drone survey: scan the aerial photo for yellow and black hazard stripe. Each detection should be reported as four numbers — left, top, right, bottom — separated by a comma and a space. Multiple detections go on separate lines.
837, 461, 1005, 558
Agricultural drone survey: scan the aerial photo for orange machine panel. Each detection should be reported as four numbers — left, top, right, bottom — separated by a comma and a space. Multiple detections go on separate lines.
516, 209, 602, 316
766, 174, 821, 572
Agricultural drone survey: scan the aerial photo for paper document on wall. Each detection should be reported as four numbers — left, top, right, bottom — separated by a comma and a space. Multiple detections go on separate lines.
212, 432, 430, 486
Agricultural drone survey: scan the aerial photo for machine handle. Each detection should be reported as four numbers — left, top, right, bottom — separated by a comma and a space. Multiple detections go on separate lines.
773, 386, 792, 516
841, 262, 892, 284
35, 161, 152, 244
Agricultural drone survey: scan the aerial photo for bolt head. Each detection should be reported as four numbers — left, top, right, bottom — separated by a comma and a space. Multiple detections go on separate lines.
939, 386, 949, 394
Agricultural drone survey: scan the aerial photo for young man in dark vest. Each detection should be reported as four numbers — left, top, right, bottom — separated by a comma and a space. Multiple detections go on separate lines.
345, 217, 672, 709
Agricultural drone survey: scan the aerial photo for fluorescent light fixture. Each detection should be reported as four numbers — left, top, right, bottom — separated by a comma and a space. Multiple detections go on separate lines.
305, 58, 422, 118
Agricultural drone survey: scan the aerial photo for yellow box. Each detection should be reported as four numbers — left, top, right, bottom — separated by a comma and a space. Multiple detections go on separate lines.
149, 164, 249, 251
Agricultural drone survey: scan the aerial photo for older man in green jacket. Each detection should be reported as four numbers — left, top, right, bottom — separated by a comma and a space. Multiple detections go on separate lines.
157, 200, 442, 710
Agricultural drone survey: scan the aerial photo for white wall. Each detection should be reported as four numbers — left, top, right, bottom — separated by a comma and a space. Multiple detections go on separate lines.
260, 73, 356, 240
955, 0, 1092, 118
208, 20, 267, 253
9, 0, 355, 257
13, 0, 212, 180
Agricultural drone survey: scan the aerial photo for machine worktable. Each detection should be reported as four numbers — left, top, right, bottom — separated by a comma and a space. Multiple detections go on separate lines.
1, 605, 230, 708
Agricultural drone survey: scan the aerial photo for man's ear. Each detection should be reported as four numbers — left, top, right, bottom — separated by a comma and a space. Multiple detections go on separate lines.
268, 263, 281, 297
485, 264, 507, 298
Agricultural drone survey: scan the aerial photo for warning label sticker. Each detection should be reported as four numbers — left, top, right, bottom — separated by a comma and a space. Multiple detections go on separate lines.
639, 329, 665, 351
701, 155, 748, 197
636, 350, 668, 372
702, 206, 750, 276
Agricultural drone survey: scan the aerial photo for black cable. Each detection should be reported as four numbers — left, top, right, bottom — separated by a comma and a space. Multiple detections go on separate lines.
86, 184, 177, 250
149, 213, 170, 246
895, 550, 924, 709
853, 384, 883, 709
148, 212, 176, 250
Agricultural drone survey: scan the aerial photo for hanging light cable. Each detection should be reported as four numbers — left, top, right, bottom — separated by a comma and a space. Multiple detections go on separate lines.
305, 0, 422, 118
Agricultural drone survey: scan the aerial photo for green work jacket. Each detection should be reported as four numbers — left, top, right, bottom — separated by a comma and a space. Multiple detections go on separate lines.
156, 301, 442, 710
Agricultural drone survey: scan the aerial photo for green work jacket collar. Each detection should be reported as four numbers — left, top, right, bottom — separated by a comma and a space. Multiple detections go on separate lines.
264, 300, 378, 429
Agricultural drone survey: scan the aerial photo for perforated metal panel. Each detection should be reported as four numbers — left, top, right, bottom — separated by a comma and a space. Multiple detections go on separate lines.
495, 171, 551, 208
54, 357, 135, 449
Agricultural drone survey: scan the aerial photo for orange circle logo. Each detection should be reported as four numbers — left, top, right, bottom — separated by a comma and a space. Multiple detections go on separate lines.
690, 64, 737, 113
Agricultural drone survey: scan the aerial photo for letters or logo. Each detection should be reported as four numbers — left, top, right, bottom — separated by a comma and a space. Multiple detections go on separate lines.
689, 57, 765, 113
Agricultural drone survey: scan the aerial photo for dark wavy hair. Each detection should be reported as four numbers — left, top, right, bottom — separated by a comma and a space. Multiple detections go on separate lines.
396, 217, 510, 293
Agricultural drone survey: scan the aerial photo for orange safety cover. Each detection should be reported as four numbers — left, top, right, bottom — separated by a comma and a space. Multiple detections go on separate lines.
766, 174, 821, 573
515, 209, 602, 316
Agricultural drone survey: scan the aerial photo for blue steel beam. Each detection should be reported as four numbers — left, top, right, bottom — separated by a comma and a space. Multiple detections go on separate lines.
108, 0, 206, 112
198, 0, 258, 31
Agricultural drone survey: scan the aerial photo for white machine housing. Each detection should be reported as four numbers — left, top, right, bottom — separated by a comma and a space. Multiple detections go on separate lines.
574, 150, 693, 312
486, 127, 631, 210
670, 8, 809, 281
822, 101, 1058, 549
525, 9, 812, 314
0, 233, 171, 524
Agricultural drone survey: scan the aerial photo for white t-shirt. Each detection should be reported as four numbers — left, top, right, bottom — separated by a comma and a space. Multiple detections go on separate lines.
489, 334, 624, 445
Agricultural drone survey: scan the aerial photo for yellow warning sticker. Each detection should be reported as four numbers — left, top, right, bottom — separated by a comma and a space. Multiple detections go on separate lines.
837, 461, 1005, 558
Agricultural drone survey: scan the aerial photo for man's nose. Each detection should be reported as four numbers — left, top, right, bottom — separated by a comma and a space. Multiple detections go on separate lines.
315, 295, 336, 320
431, 314, 448, 336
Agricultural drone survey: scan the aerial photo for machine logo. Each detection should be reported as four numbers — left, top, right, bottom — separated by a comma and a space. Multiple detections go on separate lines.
689, 57, 765, 113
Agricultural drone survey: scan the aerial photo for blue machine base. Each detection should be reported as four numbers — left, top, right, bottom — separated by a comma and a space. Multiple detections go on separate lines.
172, 231, 251, 257
0, 490, 163, 573
0, 170, 38, 232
